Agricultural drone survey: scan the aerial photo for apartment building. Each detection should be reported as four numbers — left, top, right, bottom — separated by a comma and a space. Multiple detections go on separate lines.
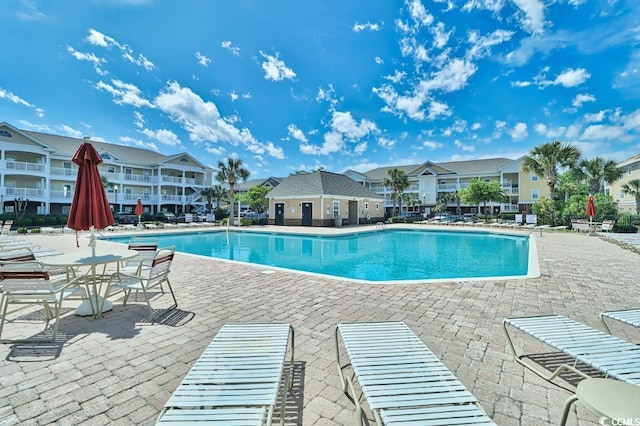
344, 157, 549, 216
0, 122, 214, 216
610, 154, 640, 213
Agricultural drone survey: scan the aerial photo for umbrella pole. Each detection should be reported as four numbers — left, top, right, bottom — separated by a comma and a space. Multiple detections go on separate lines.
589, 216, 594, 236
89, 227, 96, 256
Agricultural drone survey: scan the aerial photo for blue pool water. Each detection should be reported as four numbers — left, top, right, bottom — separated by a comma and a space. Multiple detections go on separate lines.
106, 229, 532, 282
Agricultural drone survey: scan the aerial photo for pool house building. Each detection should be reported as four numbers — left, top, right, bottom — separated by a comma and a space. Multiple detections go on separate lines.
0, 122, 214, 216
267, 171, 385, 227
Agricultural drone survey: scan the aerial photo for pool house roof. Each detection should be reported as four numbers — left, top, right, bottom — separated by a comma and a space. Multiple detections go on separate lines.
267, 170, 383, 200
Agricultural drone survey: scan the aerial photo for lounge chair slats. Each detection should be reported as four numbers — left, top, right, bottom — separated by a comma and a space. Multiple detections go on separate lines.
156, 323, 294, 426
600, 309, 640, 337
504, 315, 640, 385
156, 407, 266, 425
336, 321, 495, 425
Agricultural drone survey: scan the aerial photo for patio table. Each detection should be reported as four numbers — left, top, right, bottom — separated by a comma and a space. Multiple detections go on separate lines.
41, 248, 139, 318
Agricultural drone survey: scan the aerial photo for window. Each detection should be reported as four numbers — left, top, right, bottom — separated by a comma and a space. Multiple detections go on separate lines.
628, 166, 633, 176
364, 202, 369, 210
101, 153, 111, 160
531, 189, 540, 200
333, 201, 340, 218
375, 203, 380, 210
63, 162, 72, 169
620, 188, 626, 199
531, 174, 539, 182
63, 185, 72, 198
180, 157, 189, 163
0, 130, 12, 138
125, 168, 132, 176
107, 166, 115, 173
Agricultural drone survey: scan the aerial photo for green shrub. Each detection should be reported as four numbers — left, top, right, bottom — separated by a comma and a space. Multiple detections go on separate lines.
16, 227, 28, 234
45, 216, 58, 225
34, 218, 45, 226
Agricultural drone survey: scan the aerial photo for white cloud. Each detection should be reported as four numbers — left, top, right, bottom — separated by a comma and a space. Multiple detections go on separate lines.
553, 68, 591, 88
141, 128, 182, 147
455, 140, 475, 151
330, 111, 378, 139
67, 46, 107, 75
195, 52, 211, 66
378, 137, 396, 149
461, 0, 505, 14
509, 122, 528, 140
572, 93, 596, 107
95, 79, 154, 108
133, 111, 145, 128
260, 51, 296, 81
119, 136, 159, 152
384, 70, 406, 84
154, 81, 284, 158
423, 140, 443, 149
534, 123, 547, 134
0, 87, 44, 117
512, 0, 546, 35
583, 110, 608, 123
374, 57, 384, 64
581, 124, 626, 140
353, 22, 382, 32
287, 124, 308, 143
354, 142, 368, 154
58, 125, 83, 139
229, 91, 239, 101
467, 29, 514, 60
85, 28, 154, 71
471, 122, 481, 130
221, 41, 241, 56
407, 0, 434, 27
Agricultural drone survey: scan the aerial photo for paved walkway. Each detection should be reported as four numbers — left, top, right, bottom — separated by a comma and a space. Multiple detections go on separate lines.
0, 225, 639, 425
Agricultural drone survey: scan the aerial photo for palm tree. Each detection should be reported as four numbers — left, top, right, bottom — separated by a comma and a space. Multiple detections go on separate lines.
402, 193, 419, 212
622, 179, 640, 214
211, 185, 227, 209
576, 157, 623, 194
522, 140, 582, 201
201, 187, 216, 213
383, 168, 409, 218
216, 157, 250, 229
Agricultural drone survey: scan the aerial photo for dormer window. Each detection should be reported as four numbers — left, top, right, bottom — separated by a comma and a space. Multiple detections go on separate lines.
0, 130, 12, 138
101, 153, 111, 160
180, 157, 188, 163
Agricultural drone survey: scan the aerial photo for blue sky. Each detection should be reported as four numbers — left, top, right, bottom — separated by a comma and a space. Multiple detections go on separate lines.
1, 0, 639, 178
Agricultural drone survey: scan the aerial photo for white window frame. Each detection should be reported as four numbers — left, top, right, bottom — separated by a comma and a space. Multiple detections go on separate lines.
620, 188, 625, 199
531, 189, 540, 200
364, 202, 369, 210
375, 203, 380, 210
333, 201, 340, 218
531, 174, 539, 182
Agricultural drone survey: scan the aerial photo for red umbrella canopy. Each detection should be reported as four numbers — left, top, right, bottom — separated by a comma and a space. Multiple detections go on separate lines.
135, 197, 144, 216
586, 194, 597, 218
67, 143, 115, 231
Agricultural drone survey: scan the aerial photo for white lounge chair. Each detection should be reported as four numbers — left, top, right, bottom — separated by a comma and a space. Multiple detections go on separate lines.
503, 314, 640, 385
335, 321, 495, 425
156, 323, 295, 425
600, 308, 640, 337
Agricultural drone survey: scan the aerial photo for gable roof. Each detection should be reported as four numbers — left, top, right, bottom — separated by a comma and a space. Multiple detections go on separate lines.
362, 157, 514, 180
268, 171, 383, 199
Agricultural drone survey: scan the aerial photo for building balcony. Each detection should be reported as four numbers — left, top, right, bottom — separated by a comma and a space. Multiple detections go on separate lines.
5, 187, 46, 199
502, 186, 519, 195
4, 160, 46, 174
50, 167, 79, 178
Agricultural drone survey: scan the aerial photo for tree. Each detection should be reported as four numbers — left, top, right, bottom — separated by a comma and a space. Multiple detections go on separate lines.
237, 186, 270, 213
216, 157, 250, 229
211, 185, 228, 209
459, 179, 507, 222
402, 193, 419, 212
622, 179, 640, 214
556, 170, 586, 203
201, 187, 216, 213
576, 157, 623, 194
382, 168, 409, 217
521, 140, 582, 201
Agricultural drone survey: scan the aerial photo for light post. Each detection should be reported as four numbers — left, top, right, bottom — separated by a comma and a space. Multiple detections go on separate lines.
113, 184, 119, 213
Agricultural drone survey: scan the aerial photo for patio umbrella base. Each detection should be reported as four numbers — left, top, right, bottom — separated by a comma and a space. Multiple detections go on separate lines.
75, 296, 114, 317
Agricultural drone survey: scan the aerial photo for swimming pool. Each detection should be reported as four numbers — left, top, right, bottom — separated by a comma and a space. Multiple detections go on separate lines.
106, 229, 538, 283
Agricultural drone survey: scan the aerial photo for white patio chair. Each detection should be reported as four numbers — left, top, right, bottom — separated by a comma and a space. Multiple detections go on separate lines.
0, 262, 88, 342
600, 308, 640, 338
504, 314, 640, 385
335, 321, 495, 425
104, 246, 177, 318
156, 323, 295, 425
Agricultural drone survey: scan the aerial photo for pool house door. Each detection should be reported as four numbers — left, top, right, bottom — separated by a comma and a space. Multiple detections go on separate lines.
301, 202, 312, 226
275, 203, 284, 225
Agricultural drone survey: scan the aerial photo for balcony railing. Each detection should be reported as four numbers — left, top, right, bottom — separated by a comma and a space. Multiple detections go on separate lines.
502, 186, 520, 195
50, 167, 78, 177
5, 161, 45, 173
123, 173, 153, 183
6, 187, 45, 198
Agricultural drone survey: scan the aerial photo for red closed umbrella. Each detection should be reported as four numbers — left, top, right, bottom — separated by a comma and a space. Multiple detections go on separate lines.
135, 197, 144, 225
67, 142, 115, 255
586, 194, 596, 235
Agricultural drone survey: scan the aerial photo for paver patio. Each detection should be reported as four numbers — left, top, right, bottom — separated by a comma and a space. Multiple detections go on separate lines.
0, 225, 638, 425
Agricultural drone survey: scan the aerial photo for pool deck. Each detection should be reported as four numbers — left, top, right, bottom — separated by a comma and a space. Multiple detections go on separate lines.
1, 224, 639, 425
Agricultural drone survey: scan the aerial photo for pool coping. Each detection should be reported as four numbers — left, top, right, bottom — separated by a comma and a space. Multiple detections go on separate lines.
101, 223, 540, 285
